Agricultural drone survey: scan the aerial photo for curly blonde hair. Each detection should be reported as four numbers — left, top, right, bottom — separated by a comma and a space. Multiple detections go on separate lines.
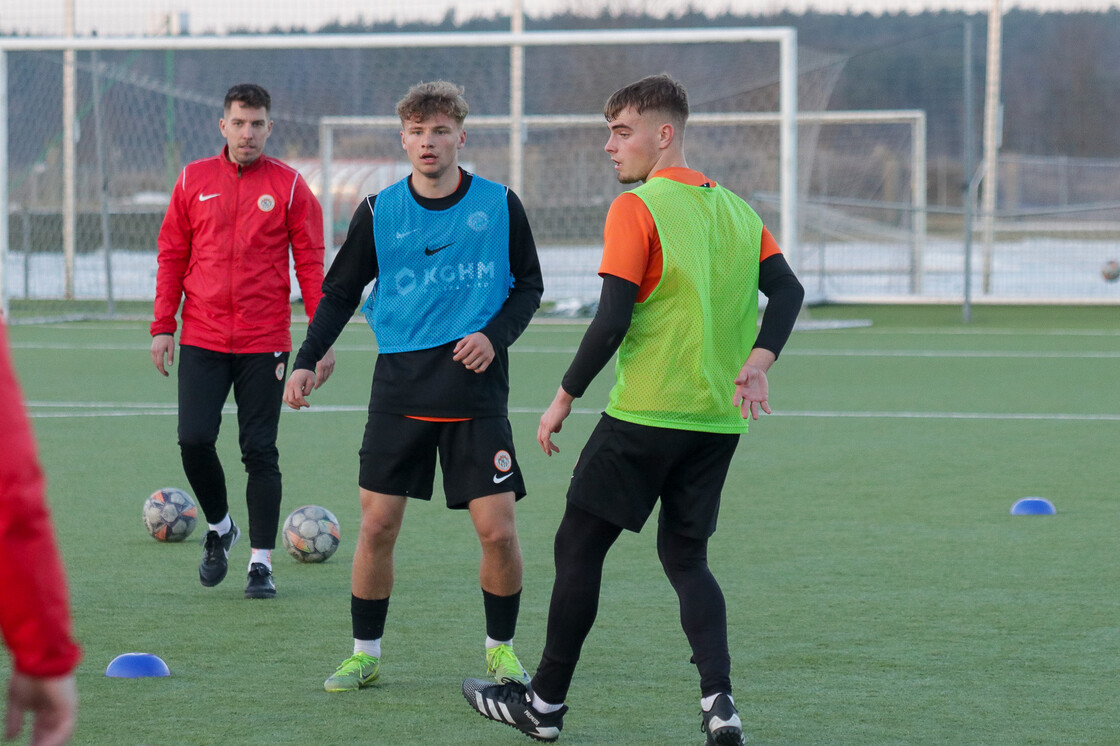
396, 80, 469, 125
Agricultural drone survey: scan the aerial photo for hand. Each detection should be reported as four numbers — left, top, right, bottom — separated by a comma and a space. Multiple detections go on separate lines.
5, 671, 77, 746
314, 346, 336, 388
150, 335, 175, 377
452, 332, 495, 373
538, 386, 575, 456
733, 362, 771, 421
283, 369, 317, 410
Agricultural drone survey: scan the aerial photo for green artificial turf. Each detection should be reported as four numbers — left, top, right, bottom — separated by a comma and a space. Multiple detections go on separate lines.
3, 305, 1118, 744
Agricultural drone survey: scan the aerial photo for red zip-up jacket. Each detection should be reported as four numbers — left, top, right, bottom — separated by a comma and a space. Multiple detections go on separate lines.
0, 320, 82, 678
151, 146, 324, 353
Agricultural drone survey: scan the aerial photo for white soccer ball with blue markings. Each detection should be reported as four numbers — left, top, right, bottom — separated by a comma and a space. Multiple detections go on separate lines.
281, 505, 341, 563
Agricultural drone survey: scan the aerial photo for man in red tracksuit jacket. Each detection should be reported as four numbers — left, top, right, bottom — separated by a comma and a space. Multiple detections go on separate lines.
150, 83, 334, 600
0, 319, 81, 746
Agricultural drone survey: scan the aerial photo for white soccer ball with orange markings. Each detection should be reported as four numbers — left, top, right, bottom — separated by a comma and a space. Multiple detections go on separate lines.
281, 505, 341, 563
143, 487, 198, 542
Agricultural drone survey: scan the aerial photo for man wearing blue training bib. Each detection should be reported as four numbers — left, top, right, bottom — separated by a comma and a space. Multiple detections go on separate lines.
284, 80, 543, 694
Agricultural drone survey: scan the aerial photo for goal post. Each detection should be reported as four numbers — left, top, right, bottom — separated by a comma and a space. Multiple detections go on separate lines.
799, 109, 927, 296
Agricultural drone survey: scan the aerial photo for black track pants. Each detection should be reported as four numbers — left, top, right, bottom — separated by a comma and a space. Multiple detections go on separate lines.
177, 344, 287, 550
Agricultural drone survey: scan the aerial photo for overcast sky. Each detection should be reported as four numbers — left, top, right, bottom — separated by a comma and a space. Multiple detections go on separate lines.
1, 0, 1116, 36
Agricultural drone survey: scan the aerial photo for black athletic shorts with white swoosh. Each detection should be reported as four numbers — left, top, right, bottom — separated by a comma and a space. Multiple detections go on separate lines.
567, 413, 740, 539
359, 412, 526, 507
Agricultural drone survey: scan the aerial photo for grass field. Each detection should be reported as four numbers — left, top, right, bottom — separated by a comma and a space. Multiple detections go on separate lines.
3, 304, 1119, 745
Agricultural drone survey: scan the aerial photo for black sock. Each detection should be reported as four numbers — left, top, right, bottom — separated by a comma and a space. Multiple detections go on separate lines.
482, 588, 521, 642
351, 595, 389, 641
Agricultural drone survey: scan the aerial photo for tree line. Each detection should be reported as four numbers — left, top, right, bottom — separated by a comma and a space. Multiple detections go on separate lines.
314, 7, 1120, 161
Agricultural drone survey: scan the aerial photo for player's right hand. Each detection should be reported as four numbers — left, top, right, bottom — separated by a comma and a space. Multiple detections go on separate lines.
538, 386, 575, 456
283, 369, 317, 410
151, 334, 175, 376
4, 671, 78, 746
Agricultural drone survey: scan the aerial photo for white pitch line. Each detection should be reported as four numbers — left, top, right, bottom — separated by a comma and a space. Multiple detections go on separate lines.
14, 342, 156, 350
781, 349, 1120, 359
778, 410, 1120, 422
23, 403, 1120, 422
30, 409, 182, 419
838, 327, 1120, 338
28, 401, 177, 408
13, 341, 1120, 359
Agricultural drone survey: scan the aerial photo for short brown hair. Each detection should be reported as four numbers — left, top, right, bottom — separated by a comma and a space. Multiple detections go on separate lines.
396, 80, 469, 125
603, 74, 688, 128
224, 83, 271, 115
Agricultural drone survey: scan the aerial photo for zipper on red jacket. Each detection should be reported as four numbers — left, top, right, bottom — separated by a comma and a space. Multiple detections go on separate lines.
227, 164, 242, 353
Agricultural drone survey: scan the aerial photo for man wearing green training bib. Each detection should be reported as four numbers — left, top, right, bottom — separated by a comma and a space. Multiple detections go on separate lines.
462, 74, 805, 745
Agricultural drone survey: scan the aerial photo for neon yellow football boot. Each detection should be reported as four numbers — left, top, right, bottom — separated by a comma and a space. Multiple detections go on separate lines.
323, 652, 380, 692
485, 643, 531, 685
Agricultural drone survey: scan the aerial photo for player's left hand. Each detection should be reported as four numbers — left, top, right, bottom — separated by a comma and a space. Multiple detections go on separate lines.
452, 332, 494, 373
314, 346, 336, 388
733, 363, 771, 420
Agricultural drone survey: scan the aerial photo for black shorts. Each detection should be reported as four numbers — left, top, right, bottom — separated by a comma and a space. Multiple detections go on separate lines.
358, 413, 526, 508
566, 413, 740, 539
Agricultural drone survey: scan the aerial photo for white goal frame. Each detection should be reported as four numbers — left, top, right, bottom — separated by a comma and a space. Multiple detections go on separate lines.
1, 26, 799, 318
799, 109, 927, 293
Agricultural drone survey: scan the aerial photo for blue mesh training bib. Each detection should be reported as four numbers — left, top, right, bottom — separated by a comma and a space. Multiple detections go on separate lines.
362, 175, 512, 353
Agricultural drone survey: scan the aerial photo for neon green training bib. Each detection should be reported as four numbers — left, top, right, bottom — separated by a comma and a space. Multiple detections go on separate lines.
606, 176, 763, 434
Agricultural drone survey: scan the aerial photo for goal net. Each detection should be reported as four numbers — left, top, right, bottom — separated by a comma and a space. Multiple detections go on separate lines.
6, 23, 968, 320
5, 8, 1118, 319
1, 27, 825, 320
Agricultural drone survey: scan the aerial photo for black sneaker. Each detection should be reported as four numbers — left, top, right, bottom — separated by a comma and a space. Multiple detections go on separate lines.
701, 693, 745, 746
244, 563, 276, 599
462, 678, 566, 742
198, 522, 240, 587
